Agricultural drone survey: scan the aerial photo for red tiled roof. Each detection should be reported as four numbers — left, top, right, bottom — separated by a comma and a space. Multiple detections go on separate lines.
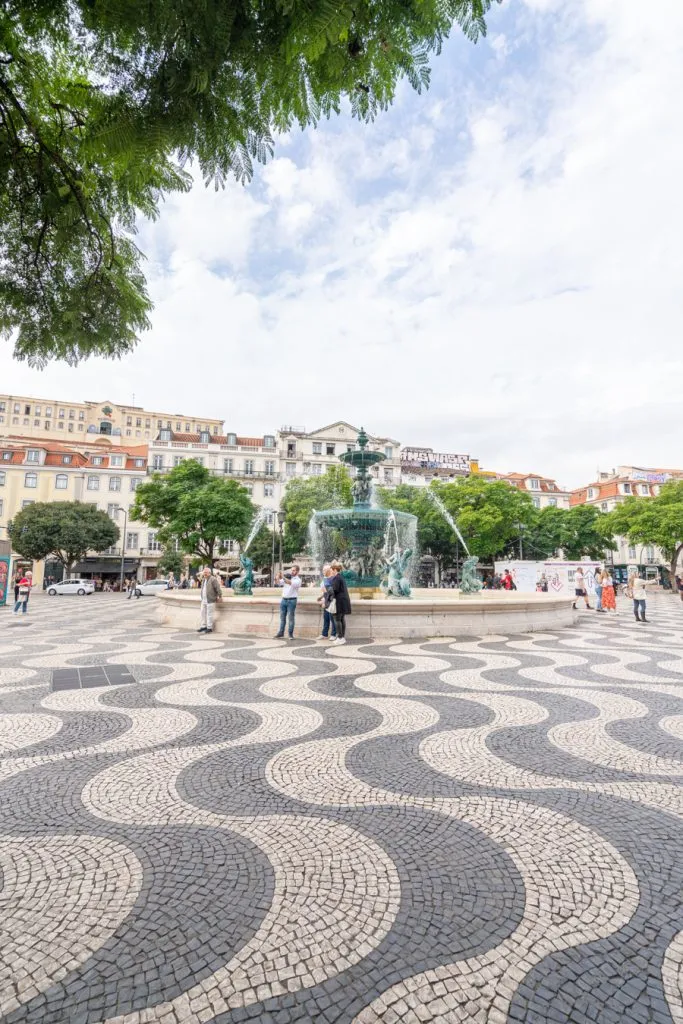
165, 432, 265, 447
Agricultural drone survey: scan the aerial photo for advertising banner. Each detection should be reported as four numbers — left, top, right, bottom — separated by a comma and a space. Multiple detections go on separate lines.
401, 449, 470, 473
0, 556, 9, 607
494, 560, 602, 595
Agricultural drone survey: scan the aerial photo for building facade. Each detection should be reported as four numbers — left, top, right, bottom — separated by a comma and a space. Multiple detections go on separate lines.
570, 465, 683, 573
278, 422, 401, 487
0, 437, 155, 585
0, 394, 223, 445
498, 473, 572, 510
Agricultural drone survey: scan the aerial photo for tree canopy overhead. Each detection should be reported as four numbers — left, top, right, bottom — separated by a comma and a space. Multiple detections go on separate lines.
1, 0, 500, 364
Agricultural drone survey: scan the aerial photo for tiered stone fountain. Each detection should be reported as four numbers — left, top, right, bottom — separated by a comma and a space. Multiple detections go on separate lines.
157, 428, 576, 638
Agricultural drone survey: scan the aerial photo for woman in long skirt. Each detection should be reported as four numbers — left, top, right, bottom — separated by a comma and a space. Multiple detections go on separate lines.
601, 570, 617, 612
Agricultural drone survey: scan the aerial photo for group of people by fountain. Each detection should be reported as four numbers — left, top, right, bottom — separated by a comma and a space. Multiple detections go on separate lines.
273, 561, 352, 645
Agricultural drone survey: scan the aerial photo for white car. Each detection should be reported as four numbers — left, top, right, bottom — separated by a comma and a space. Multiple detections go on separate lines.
134, 579, 170, 597
47, 579, 96, 596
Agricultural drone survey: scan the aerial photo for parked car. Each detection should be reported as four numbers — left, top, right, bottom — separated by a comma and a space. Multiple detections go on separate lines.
47, 579, 96, 596
134, 579, 170, 597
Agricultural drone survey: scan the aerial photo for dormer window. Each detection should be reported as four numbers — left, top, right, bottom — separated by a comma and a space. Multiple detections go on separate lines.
264, 435, 275, 448
62, 455, 72, 465
159, 429, 171, 442
199, 431, 210, 444
227, 433, 237, 446
529, 478, 540, 490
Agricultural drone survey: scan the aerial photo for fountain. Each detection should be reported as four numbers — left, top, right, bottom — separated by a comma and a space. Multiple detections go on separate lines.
308, 427, 417, 593
157, 427, 577, 637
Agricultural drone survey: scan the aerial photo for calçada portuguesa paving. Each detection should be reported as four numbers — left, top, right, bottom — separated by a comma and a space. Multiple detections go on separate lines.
2, 593, 683, 1023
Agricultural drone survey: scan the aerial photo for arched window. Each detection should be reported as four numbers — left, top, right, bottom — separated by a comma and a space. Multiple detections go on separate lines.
55, 474, 68, 489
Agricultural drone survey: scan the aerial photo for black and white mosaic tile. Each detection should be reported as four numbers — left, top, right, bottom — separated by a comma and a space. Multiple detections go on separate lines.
1, 593, 683, 1023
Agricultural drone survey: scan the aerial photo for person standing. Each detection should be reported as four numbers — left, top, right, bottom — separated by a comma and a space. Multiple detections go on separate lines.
600, 570, 616, 613
628, 571, 651, 623
326, 561, 352, 646
594, 570, 604, 613
198, 565, 222, 634
13, 570, 33, 615
316, 565, 337, 641
274, 565, 301, 639
572, 567, 591, 610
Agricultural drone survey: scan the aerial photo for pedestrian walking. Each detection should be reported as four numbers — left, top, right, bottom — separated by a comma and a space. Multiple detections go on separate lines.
676, 575, 683, 603
572, 567, 591, 610
274, 565, 302, 639
326, 561, 352, 646
600, 570, 616, 612
594, 570, 604, 613
628, 571, 652, 623
316, 565, 337, 641
13, 571, 33, 615
197, 566, 222, 634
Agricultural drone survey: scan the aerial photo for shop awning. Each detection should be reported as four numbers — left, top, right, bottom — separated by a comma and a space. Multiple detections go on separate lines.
73, 559, 140, 574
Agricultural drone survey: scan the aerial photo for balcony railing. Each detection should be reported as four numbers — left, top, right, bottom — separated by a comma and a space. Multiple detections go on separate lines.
147, 466, 277, 479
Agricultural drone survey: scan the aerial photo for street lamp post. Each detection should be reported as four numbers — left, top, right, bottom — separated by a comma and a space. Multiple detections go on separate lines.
114, 507, 128, 593
277, 510, 286, 574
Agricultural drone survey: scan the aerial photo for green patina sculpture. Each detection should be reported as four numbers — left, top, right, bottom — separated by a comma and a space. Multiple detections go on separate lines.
231, 554, 254, 596
459, 555, 483, 594
381, 547, 413, 598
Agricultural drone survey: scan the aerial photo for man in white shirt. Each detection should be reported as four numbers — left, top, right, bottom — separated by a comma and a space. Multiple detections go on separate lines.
572, 567, 591, 610
274, 565, 302, 639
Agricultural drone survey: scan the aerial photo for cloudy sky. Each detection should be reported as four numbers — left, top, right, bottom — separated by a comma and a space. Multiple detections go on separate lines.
2, 0, 682, 488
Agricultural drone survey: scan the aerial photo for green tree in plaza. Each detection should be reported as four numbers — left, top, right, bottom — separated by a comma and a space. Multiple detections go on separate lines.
131, 460, 254, 565
281, 465, 353, 555
7, 501, 119, 577
605, 481, 683, 580
433, 476, 537, 563
156, 548, 185, 578
522, 504, 616, 561
376, 485, 458, 576
1, 1, 500, 365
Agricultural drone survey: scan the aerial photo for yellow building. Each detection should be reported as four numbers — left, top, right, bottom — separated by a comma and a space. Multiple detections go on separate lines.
0, 437, 157, 587
0, 393, 223, 445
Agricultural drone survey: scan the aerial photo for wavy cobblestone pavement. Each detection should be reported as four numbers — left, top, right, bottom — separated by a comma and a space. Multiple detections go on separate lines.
1, 594, 683, 1023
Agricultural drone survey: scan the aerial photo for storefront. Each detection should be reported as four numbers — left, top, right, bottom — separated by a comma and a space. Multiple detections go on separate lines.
72, 557, 141, 588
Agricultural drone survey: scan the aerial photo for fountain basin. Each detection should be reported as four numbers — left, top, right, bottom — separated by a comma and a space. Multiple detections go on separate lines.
157, 588, 577, 638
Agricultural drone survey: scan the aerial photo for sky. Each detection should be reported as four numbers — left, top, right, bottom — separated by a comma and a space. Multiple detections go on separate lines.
2, 0, 682, 489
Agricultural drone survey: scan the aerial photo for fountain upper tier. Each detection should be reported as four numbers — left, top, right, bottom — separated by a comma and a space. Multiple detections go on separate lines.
338, 426, 386, 479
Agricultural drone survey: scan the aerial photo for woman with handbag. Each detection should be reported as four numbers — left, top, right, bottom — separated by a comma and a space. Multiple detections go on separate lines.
326, 561, 352, 647
13, 570, 33, 615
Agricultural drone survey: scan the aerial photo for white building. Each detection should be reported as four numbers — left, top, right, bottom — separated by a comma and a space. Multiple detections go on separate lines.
570, 465, 683, 572
498, 472, 571, 510
277, 422, 401, 488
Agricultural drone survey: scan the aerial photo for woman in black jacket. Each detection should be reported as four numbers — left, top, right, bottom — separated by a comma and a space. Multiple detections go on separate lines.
327, 561, 352, 645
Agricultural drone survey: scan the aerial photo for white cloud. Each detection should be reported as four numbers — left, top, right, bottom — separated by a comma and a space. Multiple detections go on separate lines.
3, 0, 682, 488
